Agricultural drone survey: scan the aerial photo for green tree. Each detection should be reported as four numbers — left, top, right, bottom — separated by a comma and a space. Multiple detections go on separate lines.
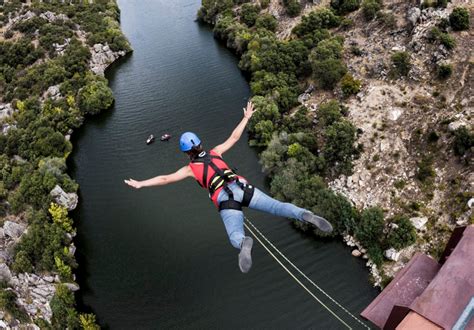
452, 126, 474, 156
323, 120, 357, 173
50, 284, 80, 329
240, 3, 260, 27
386, 215, 416, 249
390, 51, 411, 78
340, 73, 361, 97
255, 14, 278, 31
283, 0, 301, 17
331, 0, 361, 15
355, 207, 385, 249
78, 75, 114, 115
361, 0, 382, 20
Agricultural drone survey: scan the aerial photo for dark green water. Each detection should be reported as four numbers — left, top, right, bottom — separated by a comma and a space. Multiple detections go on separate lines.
70, 0, 378, 328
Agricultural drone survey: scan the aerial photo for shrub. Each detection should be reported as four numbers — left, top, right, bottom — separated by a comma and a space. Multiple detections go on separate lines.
255, 14, 278, 31
386, 215, 417, 249
355, 207, 385, 249
341, 73, 361, 97
283, 0, 301, 17
78, 75, 114, 115
293, 8, 340, 38
240, 3, 260, 27
452, 126, 474, 156
50, 284, 80, 329
361, 0, 382, 20
449, 7, 470, 31
260, 0, 271, 9
323, 120, 357, 173
416, 156, 435, 182
439, 32, 456, 50
318, 100, 343, 127
12, 251, 34, 273
330, 0, 360, 15
0, 288, 29, 322
390, 51, 411, 77
437, 64, 452, 79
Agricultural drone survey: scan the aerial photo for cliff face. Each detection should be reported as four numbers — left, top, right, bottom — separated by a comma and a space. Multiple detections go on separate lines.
0, 1, 130, 327
199, 0, 472, 286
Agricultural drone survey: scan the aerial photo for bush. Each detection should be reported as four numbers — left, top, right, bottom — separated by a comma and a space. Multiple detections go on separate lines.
283, 0, 301, 17
449, 7, 470, 31
12, 251, 34, 273
361, 0, 382, 20
330, 0, 360, 15
50, 284, 80, 329
240, 3, 260, 27
323, 120, 357, 173
452, 126, 474, 156
416, 156, 435, 182
437, 63, 452, 79
386, 215, 416, 249
293, 8, 340, 38
310, 39, 347, 89
255, 14, 278, 31
355, 207, 385, 249
390, 51, 411, 77
78, 75, 114, 115
0, 288, 29, 322
318, 100, 343, 127
340, 73, 361, 97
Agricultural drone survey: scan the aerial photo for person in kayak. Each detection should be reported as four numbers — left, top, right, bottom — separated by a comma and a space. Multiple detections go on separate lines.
124, 101, 333, 273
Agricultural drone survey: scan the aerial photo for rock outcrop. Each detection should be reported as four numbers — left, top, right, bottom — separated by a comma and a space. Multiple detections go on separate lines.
90, 43, 127, 76
50, 185, 78, 211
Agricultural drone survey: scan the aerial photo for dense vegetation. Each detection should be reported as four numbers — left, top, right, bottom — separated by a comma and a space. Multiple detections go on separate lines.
0, 0, 130, 327
198, 0, 417, 266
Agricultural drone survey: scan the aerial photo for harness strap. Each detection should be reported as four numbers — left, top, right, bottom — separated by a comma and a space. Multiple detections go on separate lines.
218, 200, 242, 211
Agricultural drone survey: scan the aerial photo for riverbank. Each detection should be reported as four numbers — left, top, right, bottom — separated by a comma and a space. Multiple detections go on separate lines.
197, 0, 473, 288
0, 1, 130, 327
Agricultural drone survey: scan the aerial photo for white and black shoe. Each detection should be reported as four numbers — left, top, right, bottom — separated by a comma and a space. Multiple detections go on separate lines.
302, 212, 333, 233
238, 236, 253, 273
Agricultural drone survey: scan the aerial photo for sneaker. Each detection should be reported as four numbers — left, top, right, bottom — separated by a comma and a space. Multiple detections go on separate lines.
302, 212, 333, 233
238, 236, 253, 273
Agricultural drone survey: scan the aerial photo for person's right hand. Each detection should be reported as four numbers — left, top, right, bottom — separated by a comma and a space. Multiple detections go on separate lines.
124, 179, 142, 189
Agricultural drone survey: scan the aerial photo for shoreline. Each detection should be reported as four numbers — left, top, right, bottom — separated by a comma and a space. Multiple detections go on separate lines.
0, 1, 131, 327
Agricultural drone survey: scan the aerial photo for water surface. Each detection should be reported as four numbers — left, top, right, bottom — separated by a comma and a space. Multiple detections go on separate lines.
71, 0, 378, 328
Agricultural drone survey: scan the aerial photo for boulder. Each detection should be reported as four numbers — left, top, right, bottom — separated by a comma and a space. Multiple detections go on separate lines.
468, 198, 474, 209
407, 7, 421, 27
50, 185, 78, 211
3, 221, 26, 239
0, 103, 14, 120
448, 120, 467, 132
352, 249, 362, 257
63, 282, 80, 291
384, 248, 401, 261
93, 43, 103, 53
410, 216, 428, 230
0, 263, 12, 282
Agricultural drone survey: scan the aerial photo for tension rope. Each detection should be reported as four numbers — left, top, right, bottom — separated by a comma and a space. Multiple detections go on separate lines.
243, 217, 370, 330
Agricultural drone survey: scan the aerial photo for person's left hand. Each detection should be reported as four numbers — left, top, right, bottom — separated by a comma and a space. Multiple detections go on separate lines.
243, 101, 256, 119
124, 178, 142, 189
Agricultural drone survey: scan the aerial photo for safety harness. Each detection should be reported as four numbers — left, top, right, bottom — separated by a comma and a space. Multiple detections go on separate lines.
190, 151, 254, 211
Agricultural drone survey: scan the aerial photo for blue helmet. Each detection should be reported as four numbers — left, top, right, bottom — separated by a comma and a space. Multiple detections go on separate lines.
179, 132, 201, 152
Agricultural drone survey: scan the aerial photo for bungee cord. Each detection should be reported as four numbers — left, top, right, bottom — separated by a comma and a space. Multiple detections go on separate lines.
244, 217, 371, 330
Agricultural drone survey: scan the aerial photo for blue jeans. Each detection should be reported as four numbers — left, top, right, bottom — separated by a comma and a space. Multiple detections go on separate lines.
217, 181, 307, 249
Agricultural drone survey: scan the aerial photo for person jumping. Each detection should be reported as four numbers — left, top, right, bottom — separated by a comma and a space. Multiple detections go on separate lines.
124, 101, 333, 273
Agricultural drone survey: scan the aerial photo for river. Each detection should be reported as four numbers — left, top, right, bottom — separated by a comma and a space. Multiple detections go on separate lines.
70, 0, 378, 328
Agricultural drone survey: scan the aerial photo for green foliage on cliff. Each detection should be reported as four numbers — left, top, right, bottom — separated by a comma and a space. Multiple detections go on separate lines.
0, 1, 131, 326
452, 126, 474, 157
283, 0, 302, 17
330, 0, 361, 15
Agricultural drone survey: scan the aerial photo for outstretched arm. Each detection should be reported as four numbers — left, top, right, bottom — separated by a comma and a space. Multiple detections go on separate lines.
213, 101, 256, 155
124, 166, 193, 189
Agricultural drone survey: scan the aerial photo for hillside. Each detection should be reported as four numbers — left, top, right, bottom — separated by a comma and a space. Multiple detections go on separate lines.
198, 0, 473, 286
